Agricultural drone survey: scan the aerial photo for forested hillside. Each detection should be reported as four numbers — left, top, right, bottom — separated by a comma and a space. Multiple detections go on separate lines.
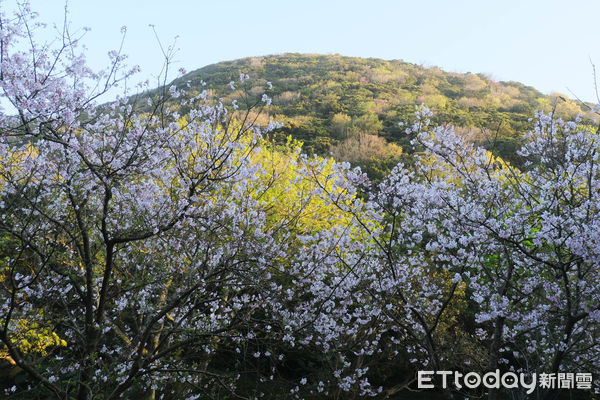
173, 53, 595, 175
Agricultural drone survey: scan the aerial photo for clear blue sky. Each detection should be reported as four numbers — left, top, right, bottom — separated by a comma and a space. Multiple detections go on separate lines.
5, 0, 600, 102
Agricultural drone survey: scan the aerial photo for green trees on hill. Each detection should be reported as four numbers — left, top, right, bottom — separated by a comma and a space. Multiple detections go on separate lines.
176, 54, 594, 172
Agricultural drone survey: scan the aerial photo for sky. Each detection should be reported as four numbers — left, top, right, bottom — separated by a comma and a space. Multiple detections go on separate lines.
4, 0, 600, 102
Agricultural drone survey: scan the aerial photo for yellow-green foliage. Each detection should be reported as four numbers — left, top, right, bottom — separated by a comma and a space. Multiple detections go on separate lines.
0, 240, 67, 358
7, 320, 67, 356
248, 137, 355, 235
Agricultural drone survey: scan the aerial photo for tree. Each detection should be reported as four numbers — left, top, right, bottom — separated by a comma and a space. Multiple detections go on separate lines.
0, 5, 372, 400
371, 106, 600, 399
0, 5, 406, 399
314, 104, 600, 399
329, 113, 351, 139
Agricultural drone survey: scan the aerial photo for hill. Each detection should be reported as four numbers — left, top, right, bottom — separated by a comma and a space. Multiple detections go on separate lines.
172, 53, 595, 176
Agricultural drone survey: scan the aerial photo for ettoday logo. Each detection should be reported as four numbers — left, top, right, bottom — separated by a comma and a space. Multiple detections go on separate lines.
417, 370, 593, 394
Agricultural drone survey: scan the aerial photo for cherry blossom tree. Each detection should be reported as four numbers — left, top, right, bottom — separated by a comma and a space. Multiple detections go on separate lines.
371, 106, 600, 399
0, 5, 373, 400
